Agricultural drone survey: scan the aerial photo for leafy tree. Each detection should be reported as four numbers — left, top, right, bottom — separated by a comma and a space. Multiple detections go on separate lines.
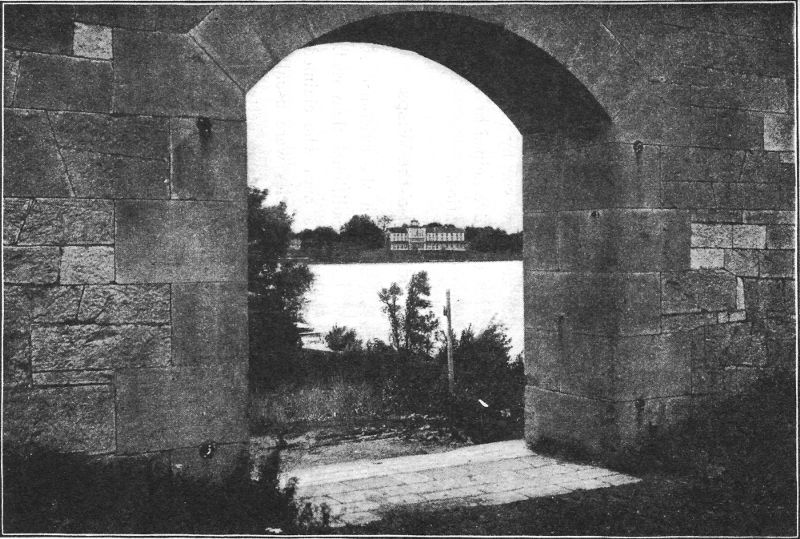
376, 215, 393, 232
378, 283, 403, 349
340, 214, 384, 249
248, 187, 314, 383
403, 271, 439, 355
325, 325, 362, 352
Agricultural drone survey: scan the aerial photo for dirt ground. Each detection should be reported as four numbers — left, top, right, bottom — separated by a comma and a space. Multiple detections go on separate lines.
250, 420, 472, 480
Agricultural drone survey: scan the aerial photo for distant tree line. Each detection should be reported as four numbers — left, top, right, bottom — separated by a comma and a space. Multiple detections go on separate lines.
295, 216, 522, 254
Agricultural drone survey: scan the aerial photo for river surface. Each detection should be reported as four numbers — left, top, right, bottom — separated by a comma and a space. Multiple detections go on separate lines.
303, 261, 524, 357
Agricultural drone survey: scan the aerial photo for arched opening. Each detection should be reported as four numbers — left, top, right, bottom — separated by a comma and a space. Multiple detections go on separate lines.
243, 10, 612, 470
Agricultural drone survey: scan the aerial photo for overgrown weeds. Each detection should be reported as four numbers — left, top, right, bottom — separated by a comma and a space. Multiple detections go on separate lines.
2, 443, 322, 534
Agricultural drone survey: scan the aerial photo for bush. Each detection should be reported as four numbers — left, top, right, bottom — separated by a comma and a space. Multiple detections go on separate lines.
3, 443, 311, 534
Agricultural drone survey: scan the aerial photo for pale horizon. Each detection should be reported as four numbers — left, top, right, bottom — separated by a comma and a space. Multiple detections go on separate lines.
246, 42, 523, 233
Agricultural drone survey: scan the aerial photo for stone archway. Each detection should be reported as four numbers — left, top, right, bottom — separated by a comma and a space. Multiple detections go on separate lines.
4, 4, 794, 478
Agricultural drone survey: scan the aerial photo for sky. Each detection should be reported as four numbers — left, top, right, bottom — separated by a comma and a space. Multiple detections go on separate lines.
246, 43, 523, 233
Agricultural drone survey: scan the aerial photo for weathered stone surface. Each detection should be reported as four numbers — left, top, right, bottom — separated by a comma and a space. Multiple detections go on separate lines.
661, 271, 737, 314
4, 5, 74, 54
172, 282, 247, 367
3, 198, 32, 245
523, 213, 557, 270
4, 109, 71, 197
61, 149, 169, 199
691, 223, 731, 248
14, 53, 112, 112
724, 249, 759, 277
761, 318, 797, 370
115, 365, 248, 453
689, 69, 789, 113
33, 370, 113, 386
693, 108, 763, 150
743, 210, 795, 224
690, 209, 743, 224
4, 246, 60, 284
73, 22, 112, 59
758, 250, 793, 277
661, 312, 716, 332
525, 331, 614, 399
17, 199, 113, 245
702, 322, 767, 368
557, 210, 689, 272
170, 118, 247, 201
740, 150, 793, 183
78, 285, 171, 324
113, 29, 244, 119
525, 386, 618, 454
764, 113, 794, 151
525, 271, 660, 336
661, 147, 745, 184
3, 386, 115, 454
534, 143, 660, 210
115, 200, 246, 283
614, 332, 699, 400
171, 442, 248, 484
4, 49, 21, 104
60, 246, 114, 284
690, 248, 723, 269
74, 5, 212, 33
31, 325, 170, 371
4, 285, 83, 328
189, 6, 276, 90
765, 225, 794, 249
662, 182, 715, 209
731, 224, 766, 248
50, 111, 169, 159
714, 182, 781, 210
4, 329, 31, 388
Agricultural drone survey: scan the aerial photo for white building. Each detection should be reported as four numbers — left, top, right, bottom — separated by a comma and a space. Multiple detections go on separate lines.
388, 219, 466, 251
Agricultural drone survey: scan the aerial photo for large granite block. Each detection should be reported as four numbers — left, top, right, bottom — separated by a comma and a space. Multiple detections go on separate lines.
4, 5, 74, 54
4, 246, 60, 284
115, 365, 248, 453
77, 285, 171, 324
524, 386, 618, 454
3, 386, 115, 454
522, 212, 557, 270
172, 282, 248, 367
14, 53, 112, 112
115, 200, 246, 283
31, 324, 170, 371
49, 111, 169, 159
4, 285, 83, 328
525, 330, 614, 399
60, 246, 114, 284
524, 271, 661, 336
189, 5, 276, 90
557, 209, 689, 272
701, 322, 767, 369
4, 329, 31, 388
16, 199, 114, 246
170, 118, 247, 201
4, 109, 71, 197
3, 198, 32, 245
661, 270, 738, 314
615, 396, 691, 449
61, 149, 169, 199
112, 29, 244, 119
614, 332, 699, 400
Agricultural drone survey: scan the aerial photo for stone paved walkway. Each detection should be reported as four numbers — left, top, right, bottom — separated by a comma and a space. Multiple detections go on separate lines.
279, 439, 639, 527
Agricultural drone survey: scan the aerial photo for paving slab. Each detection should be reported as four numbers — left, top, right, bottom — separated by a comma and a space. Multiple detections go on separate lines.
279, 439, 639, 527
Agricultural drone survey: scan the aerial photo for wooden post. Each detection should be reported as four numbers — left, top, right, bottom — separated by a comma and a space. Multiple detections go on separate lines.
445, 289, 454, 394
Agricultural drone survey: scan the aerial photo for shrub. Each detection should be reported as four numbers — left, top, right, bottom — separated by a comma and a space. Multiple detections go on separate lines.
325, 325, 363, 352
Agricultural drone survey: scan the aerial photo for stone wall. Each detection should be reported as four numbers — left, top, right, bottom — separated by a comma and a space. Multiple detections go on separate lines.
3, 4, 795, 469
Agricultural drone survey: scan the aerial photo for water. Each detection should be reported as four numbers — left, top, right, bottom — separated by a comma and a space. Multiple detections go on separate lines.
303, 261, 524, 357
